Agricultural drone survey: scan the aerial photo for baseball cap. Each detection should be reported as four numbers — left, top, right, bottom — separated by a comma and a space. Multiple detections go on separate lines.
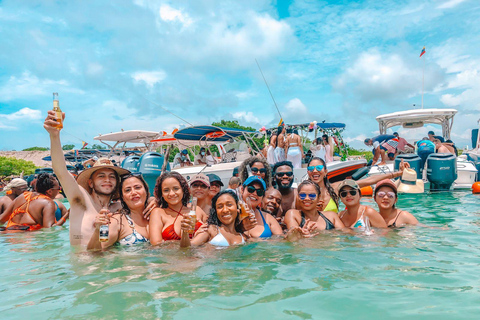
181, 149, 188, 154
189, 174, 210, 187
206, 173, 224, 186
374, 179, 397, 196
337, 179, 360, 192
243, 176, 266, 190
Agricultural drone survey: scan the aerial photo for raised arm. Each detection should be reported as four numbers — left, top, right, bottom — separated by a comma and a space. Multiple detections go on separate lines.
44, 111, 84, 204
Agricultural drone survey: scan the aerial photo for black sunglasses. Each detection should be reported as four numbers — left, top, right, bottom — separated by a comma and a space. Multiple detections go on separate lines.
275, 171, 293, 177
246, 185, 265, 197
251, 167, 267, 174
340, 189, 358, 198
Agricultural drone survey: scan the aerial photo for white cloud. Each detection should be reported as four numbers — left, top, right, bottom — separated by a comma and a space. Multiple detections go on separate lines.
232, 111, 260, 124
159, 5, 193, 27
437, 0, 467, 9
132, 71, 167, 88
0, 107, 42, 130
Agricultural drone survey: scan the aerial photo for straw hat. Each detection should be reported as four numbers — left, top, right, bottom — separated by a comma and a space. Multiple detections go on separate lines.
396, 168, 424, 193
76, 158, 130, 197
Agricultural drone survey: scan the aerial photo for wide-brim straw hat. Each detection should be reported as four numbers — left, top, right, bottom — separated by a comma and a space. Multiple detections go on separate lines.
77, 158, 130, 198
396, 168, 424, 193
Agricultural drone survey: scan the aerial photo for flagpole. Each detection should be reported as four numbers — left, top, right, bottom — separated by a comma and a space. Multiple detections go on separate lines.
422, 49, 425, 109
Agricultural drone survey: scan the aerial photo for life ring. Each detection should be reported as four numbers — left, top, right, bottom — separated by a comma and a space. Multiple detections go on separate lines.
206, 131, 225, 139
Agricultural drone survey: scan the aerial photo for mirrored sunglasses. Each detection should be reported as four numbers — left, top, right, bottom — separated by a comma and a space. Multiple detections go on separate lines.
307, 165, 324, 172
298, 193, 317, 200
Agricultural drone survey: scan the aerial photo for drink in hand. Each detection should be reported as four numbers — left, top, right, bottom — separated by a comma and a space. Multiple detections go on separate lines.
188, 197, 197, 234
52, 92, 63, 129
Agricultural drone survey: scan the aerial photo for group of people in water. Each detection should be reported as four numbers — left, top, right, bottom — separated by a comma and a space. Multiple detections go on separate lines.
0, 110, 422, 249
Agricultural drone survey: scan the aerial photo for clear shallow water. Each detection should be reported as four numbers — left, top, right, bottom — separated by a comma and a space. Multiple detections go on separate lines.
1, 191, 480, 319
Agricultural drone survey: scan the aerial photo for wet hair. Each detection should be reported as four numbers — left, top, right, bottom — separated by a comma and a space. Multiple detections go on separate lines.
239, 156, 272, 188
298, 180, 321, 195
273, 161, 293, 174
119, 174, 150, 213
154, 171, 190, 208
36, 173, 57, 194
208, 190, 242, 232
307, 157, 339, 208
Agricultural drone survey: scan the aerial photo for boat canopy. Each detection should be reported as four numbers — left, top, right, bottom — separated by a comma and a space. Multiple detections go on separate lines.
94, 130, 160, 144
173, 125, 256, 142
376, 108, 457, 140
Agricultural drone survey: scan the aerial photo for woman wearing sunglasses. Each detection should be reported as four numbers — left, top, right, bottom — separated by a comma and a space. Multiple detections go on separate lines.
374, 179, 418, 227
239, 156, 272, 188
88, 174, 151, 249
241, 176, 282, 238
338, 179, 387, 228
285, 180, 345, 236
307, 157, 410, 214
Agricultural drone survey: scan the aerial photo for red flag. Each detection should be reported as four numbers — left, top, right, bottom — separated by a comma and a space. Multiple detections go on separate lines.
419, 46, 426, 57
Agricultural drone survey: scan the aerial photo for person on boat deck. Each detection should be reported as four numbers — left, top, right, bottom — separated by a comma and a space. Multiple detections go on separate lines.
310, 137, 326, 162
267, 130, 277, 165
306, 157, 409, 214
240, 176, 283, 238
149, 172, 207, 245
206, 173, 223, 201
189, 174, 212, 216
275, 126, 287, 163
45, 111, 155, 246
173, 149, 193, 168
323, 134, 334, 163
393, 132, 415, 154
273, 161, 297, 214
232, 166, 240, 177
374, 179, 418, 228
428, 131, 445, 143
180, 190, 247, 247
285, 180, 345, 237
445, 139, 458, 156
194, 147, 207, 165
416, 137, 436, 168
337, 179, 387, 229
286, 128, 304, 169
88, 174, 152, 250
0, 178, 28, 216
0, 173, 60, 231
239, 156, 272, 189
434, 139, 455, 154
364, 134, 396, 165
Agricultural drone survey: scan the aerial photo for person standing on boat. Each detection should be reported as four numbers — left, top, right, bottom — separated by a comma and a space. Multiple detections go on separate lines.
428, 131, 445, 143
434, 139, 455, 154
286, 128, 304, 169
393, 132, 415, 154
273, 161, 297, 214
0, 179, 28, 216
310, 137, 326, 162
173, 149, 193, 168
274, 126, 287, 163
44, 111, 135, 246
323, 134, 334, 163
194, 147, 207, 165
364, 134, 395, 165
267, 130, 277, 165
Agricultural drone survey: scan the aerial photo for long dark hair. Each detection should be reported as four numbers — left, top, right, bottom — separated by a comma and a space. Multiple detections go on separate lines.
154, 171, 190, 208
208, 190, 242, 232
119, 174, 150, 214
307, 157, 339, 207
238, 156, 272, 188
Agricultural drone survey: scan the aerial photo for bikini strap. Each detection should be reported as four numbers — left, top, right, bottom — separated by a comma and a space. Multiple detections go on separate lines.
392, 210, 403, 225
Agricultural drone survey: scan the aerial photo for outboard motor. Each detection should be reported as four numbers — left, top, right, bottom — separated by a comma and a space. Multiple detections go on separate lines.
138, 152, 170, 195
121, 155, 140, 173
466, 152, 480, 182
426, 153, 457, 191
394, 154, 423, 179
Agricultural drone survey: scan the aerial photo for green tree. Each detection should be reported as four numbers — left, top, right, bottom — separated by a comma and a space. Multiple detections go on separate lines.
22, 147, 49, 151
62, 144, 75, 150
211, 120, 264, 153
0, 156, 37, 178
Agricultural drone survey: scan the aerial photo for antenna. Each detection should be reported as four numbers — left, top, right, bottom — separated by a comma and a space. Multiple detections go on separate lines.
255, 59, 283, 122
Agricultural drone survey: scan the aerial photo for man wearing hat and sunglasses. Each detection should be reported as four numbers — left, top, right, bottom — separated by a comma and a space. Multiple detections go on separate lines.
0, 178, 28, 216
44, 111, 130, 246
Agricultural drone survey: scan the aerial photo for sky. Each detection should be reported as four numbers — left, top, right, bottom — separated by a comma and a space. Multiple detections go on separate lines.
1, 0, 479, 151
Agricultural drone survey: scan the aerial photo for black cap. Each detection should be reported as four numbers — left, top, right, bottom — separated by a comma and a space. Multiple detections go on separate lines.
393, 132, 398, 136
428, 131, 435, 135
206, 173, 224, 186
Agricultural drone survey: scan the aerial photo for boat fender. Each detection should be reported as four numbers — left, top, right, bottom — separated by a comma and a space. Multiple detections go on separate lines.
360, 186, 373, 197
352, 166, 370, 181
473, 182, 480, 194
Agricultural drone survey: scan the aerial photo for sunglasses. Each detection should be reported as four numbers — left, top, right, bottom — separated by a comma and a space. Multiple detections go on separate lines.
246, 185, 265, 197
298, 193, 317, 200
251, 167, 267, 174
307, 165, 324, 172
377, 191, 396, 199
275, 171, 293, 177
340, 189, 358, 198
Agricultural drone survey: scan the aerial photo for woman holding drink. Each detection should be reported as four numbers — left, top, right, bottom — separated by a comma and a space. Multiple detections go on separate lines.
87, 174, 151, 250
149, 172, 207, 245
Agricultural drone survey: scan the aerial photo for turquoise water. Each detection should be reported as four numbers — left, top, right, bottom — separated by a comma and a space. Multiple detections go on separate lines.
1, 191, 480, 319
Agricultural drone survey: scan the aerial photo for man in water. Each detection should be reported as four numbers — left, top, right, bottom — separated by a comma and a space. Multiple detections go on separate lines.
189, 174, 211, 215
0, 178, 28, 216
44, 111, 130, 246
173, 149, 192, 168
0, 173, 60, 231
262, 187, 283, 217
273, 161, 297, 214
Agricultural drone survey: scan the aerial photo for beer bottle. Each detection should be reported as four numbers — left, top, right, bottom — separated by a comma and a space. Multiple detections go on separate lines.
52, 92, 63, 129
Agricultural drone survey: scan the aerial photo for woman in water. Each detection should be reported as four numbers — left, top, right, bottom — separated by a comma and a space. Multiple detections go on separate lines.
241, 176, 283, 238
180, 190, 246, 247
306, 157, 410, 213
88, 174, 151, 249
149, 172, 207, 245
338, 179, 387, 228
374, 179, 418, 227
239, 156, 272, 188
285, 180, 345, 235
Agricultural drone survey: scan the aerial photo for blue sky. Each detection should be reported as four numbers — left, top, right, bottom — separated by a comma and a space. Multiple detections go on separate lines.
1, 0, 479, 151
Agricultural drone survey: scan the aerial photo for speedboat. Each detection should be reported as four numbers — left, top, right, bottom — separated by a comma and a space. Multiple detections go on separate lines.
368, 108, 477, 190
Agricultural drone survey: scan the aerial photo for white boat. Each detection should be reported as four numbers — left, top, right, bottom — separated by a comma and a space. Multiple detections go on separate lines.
368, 108, 478, 190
